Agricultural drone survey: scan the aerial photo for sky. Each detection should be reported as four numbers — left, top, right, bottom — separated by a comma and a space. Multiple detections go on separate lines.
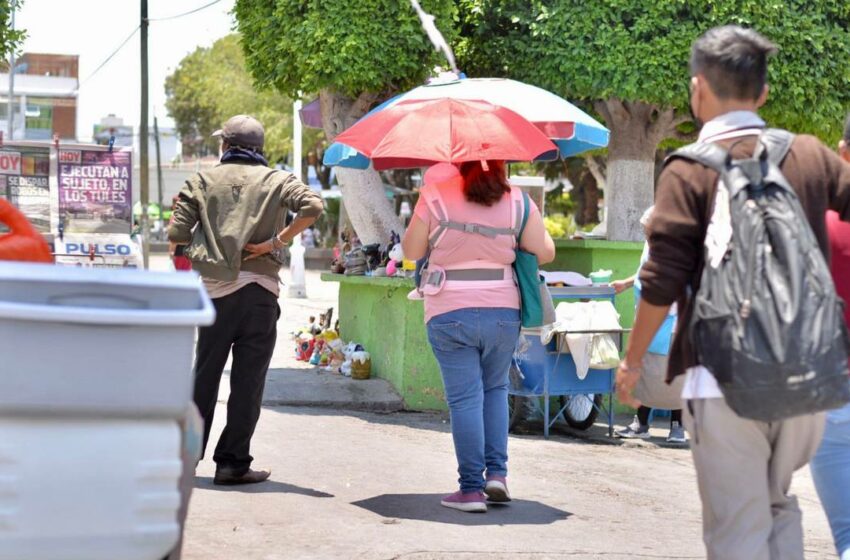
16, 0, 237, 142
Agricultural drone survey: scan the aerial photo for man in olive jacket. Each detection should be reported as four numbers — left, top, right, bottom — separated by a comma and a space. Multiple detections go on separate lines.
168, 114, 323, 485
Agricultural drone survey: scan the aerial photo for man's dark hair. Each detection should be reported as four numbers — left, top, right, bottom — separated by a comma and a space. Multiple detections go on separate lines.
690, 25, 777, 100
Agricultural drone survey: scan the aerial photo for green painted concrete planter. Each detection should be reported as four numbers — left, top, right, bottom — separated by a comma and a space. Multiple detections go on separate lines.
322, 240, 644, 413
321, 273, 446, 411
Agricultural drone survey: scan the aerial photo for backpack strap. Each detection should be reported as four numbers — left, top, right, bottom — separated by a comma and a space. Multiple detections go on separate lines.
665, 141, 730, 174
755, 128, 795, 167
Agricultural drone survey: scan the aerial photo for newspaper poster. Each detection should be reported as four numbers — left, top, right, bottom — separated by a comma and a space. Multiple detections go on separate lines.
0, 147, 51, 232
54, 234, 143, 269
58, 148, 132, 234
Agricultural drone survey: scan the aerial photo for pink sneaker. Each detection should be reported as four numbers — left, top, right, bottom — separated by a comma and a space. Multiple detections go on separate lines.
484, 475, 511, 502
440, 490, 487, 513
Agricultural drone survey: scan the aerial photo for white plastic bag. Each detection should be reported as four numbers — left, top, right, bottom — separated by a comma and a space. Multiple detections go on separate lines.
589, 334, 619, 369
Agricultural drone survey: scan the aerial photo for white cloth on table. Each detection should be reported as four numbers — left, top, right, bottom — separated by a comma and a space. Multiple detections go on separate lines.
542, 300, 621, 380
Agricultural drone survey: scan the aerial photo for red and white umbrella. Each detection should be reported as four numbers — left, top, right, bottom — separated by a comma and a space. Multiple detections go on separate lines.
331, 97, 558, 171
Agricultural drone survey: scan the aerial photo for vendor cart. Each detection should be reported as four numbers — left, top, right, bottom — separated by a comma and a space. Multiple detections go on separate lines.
508, 286, 627, 439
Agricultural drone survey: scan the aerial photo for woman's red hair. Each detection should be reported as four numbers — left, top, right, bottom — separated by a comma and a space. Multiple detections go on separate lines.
459, 160, 510, 206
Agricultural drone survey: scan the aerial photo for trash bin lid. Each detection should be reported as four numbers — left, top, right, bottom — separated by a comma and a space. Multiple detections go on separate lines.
0, 262, 215, 326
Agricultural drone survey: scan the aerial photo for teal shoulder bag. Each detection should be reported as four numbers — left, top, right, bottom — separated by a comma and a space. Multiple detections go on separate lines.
514, 191, 556, 328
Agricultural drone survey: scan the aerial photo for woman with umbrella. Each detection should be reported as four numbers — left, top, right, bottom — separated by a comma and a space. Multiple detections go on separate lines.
403, 160, 554, 512
330, 94, 602, 513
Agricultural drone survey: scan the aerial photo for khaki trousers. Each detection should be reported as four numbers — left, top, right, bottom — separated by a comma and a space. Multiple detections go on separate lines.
683, 398, 825, 560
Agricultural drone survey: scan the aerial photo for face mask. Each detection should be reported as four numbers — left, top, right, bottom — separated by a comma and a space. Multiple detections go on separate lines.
689, 99, 703, 130
689, 79, 704, 130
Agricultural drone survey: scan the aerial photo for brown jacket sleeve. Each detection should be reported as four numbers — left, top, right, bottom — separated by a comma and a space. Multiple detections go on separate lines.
279, 172, 324, 219
639, 162, 710, 306
167, 177, 201, 244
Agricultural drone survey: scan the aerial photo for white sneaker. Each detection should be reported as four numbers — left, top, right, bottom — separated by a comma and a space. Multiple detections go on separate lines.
615, 415, 650, 439
484, 475, 511, 503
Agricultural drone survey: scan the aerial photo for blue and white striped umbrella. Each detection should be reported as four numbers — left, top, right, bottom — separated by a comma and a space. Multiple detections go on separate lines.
321, 77, 609, 168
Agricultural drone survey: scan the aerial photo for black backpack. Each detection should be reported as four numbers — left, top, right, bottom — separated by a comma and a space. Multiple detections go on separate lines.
668, 129, 850, 422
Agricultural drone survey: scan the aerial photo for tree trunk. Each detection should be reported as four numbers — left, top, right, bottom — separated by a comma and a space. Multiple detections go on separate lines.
338, 198, 351, 245
577, 179, 600, 226
573, 155, 603, 226
594, 100, 684, 241
320, 89, 402, 245
605, 157, 655, 241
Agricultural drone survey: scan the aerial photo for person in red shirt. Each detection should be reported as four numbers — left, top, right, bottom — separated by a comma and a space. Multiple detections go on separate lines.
810, 117, 850, 560
168, 196, 193, 271
831, 125, 850, 328
828, 210, 850, 328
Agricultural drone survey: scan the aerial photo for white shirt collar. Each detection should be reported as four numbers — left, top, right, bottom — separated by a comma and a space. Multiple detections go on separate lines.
697, 110, 766, 143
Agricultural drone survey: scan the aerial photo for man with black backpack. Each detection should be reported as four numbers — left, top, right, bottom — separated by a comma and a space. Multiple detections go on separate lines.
617, 26, 850, 559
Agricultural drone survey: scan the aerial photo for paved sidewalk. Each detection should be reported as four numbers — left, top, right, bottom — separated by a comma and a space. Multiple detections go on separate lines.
184, 405, 835, 560
154, 258, 835, 559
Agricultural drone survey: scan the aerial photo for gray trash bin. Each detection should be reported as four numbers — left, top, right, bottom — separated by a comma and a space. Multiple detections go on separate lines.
0, 262, 215, 418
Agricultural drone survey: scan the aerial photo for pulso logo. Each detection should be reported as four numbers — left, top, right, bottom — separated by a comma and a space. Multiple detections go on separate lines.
65, 243, 132, 256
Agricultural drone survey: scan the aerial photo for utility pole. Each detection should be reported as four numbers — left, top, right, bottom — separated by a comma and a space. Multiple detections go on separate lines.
288, 99, 307, 299
153, 115, 163, 238
139, 0, 150, 268
7, 7, 15, 140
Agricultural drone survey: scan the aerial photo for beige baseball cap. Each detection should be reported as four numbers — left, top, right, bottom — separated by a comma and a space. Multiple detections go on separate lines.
212, 114, 264, 150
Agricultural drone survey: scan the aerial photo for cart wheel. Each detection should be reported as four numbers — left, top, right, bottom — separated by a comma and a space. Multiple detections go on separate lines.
559, 394, 603, 430
508, 395, 531, 432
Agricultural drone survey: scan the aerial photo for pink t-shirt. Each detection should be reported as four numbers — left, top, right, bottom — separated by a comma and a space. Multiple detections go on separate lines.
415, 179, 540, 323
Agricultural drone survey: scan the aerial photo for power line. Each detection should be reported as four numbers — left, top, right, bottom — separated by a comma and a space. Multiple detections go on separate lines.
75, 26, 140, 91
148, 0, 224, 21
66, 0, 225, 95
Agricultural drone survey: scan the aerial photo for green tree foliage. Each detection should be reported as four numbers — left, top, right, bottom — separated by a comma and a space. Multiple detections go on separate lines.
164, 34, 298, 163
459, 1, 850, 142
234, 0, 458, 244
0, 0, 25, 62
234, 0, 457, 104
457, 1, 850, 239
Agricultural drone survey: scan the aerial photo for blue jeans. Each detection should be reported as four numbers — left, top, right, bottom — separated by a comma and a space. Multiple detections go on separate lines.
427, 308, 521, 493
811, 402, 850, 560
